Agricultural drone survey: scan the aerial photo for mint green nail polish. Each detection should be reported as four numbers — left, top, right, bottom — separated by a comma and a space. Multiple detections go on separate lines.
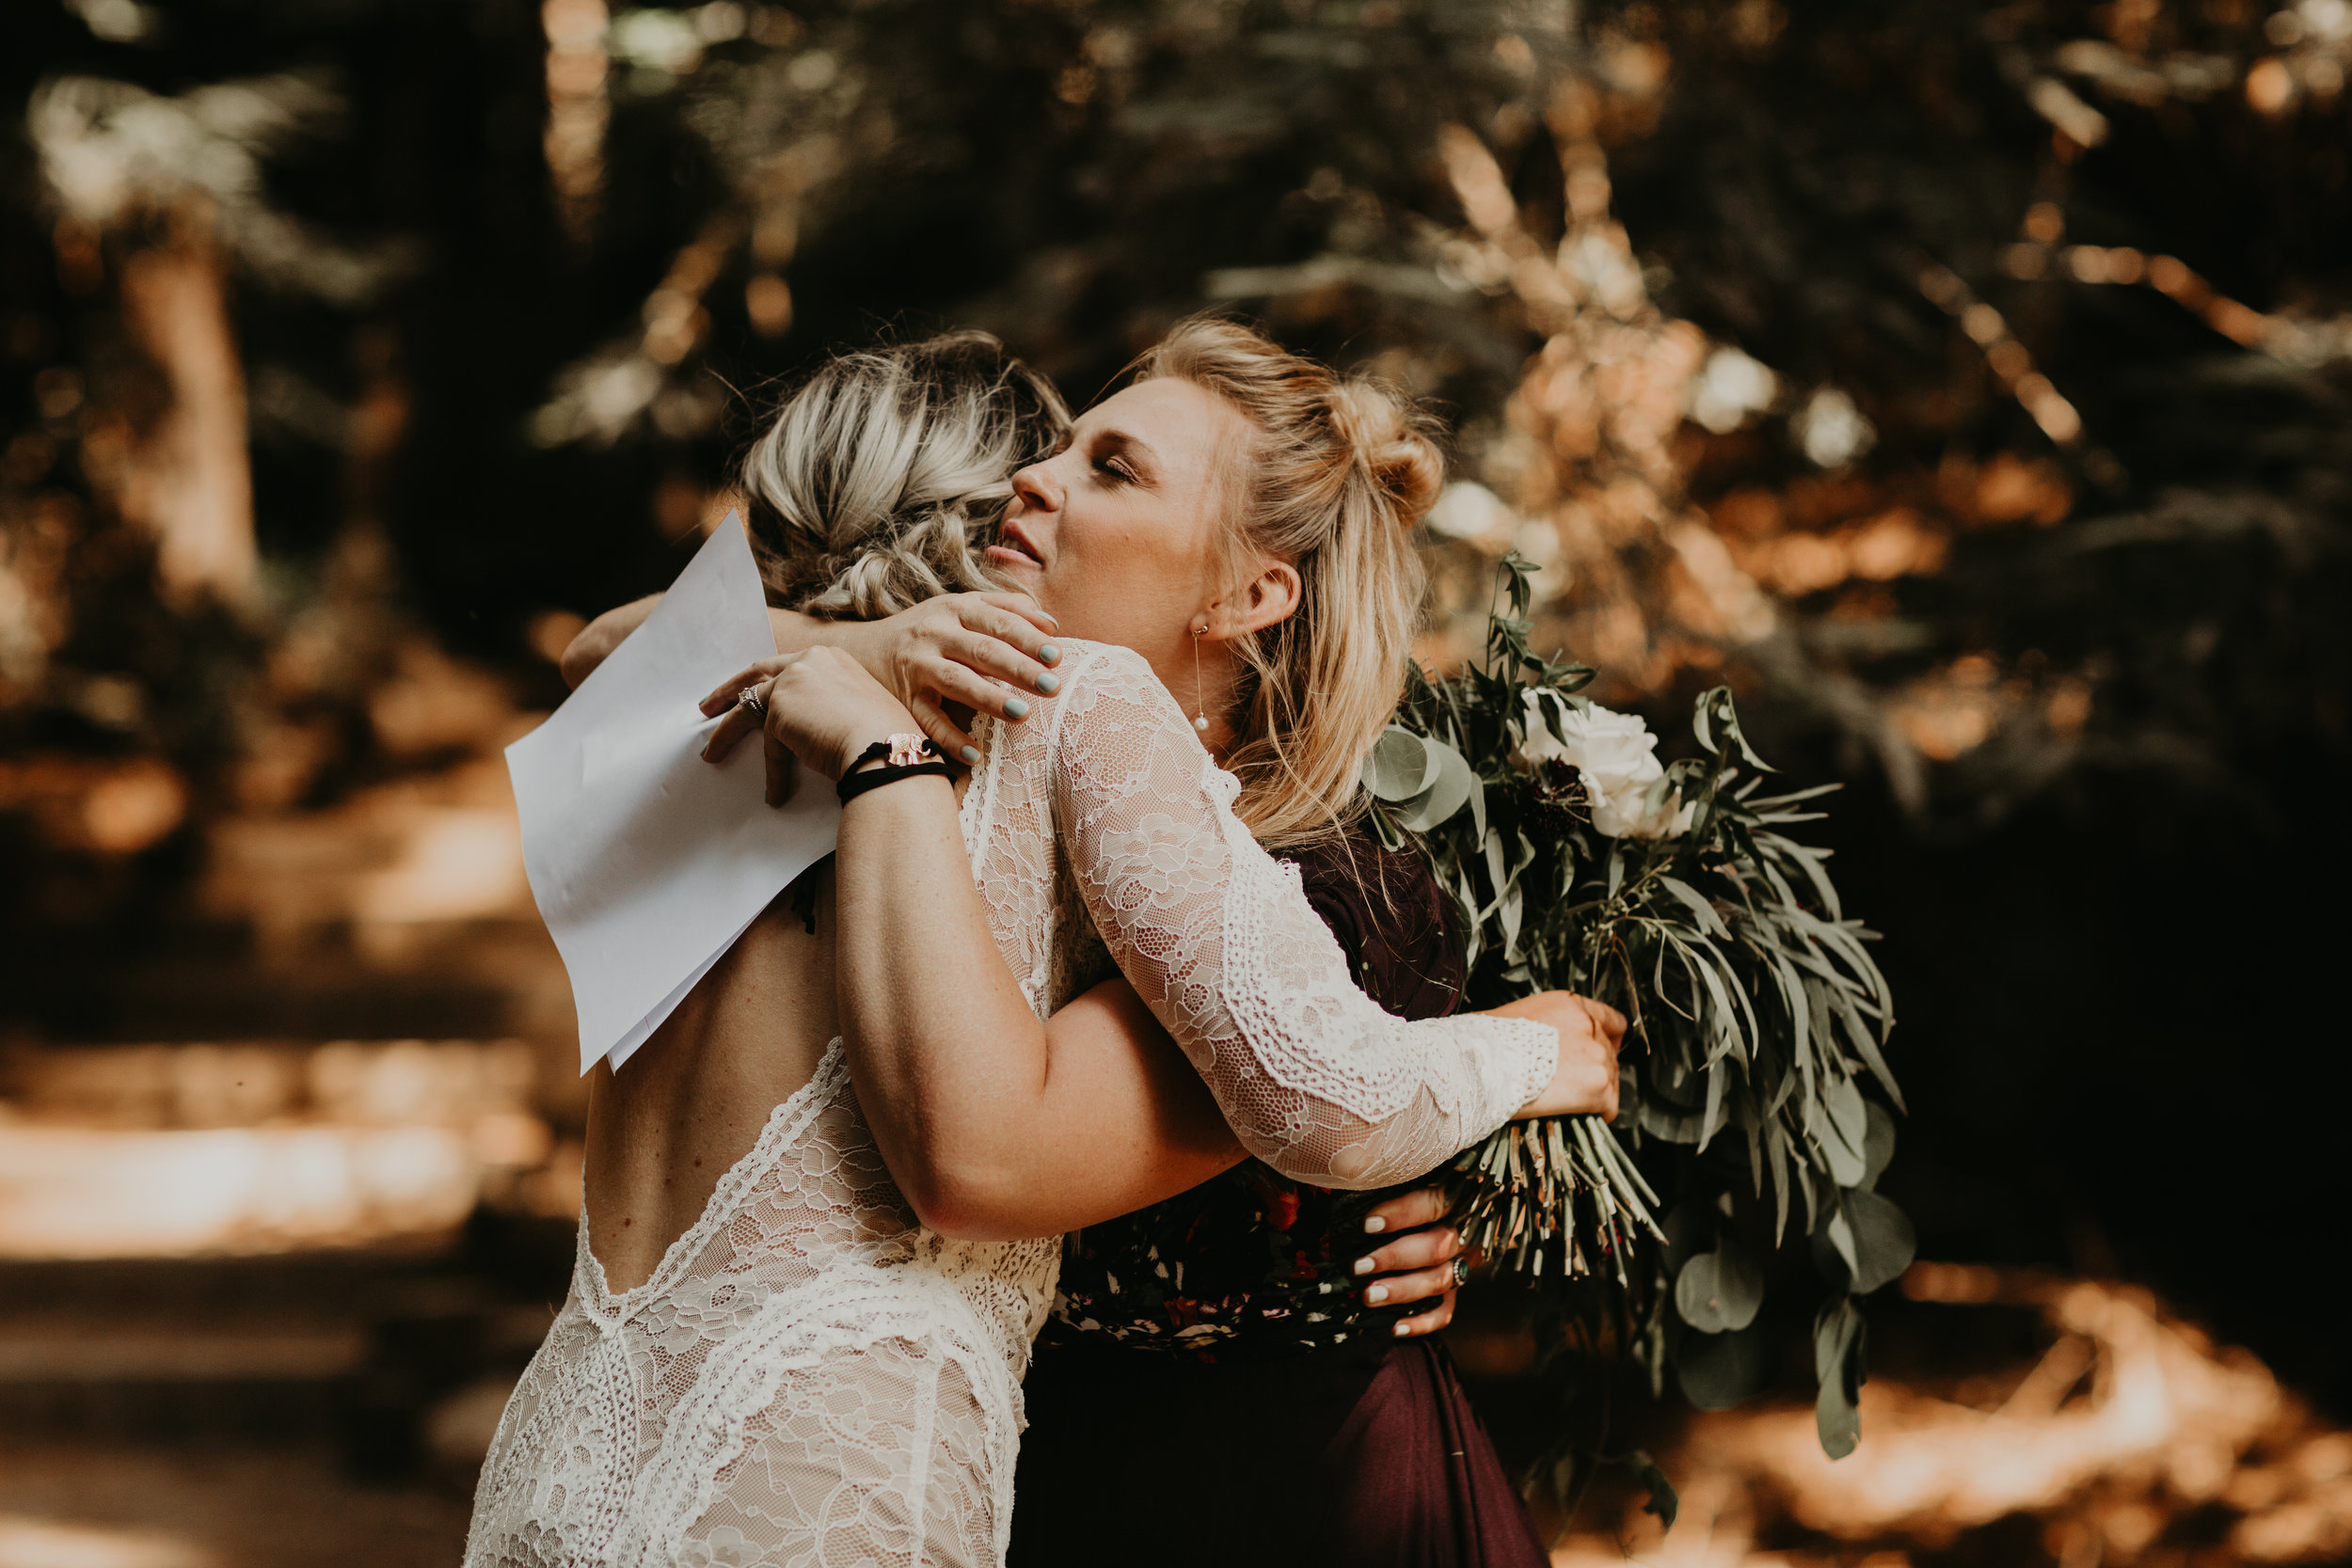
1003, 696, 1031, 720
1038, 642, 1060, 665
960, 745, 981, 765
1036, 673, 1060, 694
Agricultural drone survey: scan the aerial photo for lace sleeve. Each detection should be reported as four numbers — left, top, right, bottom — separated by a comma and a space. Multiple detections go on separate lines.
1046, 644, 1557, 1189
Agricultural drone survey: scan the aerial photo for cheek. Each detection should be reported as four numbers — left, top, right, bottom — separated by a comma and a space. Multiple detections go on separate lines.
1041, 521, 1195, 641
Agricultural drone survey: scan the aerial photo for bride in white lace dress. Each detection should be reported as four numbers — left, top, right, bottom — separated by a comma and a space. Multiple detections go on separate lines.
464, 324, 1622, 1568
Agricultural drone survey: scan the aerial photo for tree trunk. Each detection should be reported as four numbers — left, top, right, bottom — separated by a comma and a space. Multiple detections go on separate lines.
116, 232, 255, 607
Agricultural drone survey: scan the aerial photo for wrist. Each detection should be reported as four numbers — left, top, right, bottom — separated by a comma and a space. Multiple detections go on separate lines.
831, 619, 892, 689
836, 734, 951, 805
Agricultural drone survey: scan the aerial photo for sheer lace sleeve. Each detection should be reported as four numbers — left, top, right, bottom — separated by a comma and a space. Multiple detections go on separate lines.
1046, 643, 1557, 1189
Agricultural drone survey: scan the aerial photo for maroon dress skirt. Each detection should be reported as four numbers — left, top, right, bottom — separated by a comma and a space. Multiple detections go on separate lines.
1006, 832, 1549, 1568
1010, 1336, 1546, 1567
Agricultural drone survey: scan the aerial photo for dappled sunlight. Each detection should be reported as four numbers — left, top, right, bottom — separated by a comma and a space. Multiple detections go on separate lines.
0, 1039, 556, 1258
1550, 1267, 2350, 1567
0, 1515, 215, 1568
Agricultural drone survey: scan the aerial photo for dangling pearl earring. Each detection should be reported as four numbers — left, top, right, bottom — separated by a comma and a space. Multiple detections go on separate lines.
1190, 621, 1212, 734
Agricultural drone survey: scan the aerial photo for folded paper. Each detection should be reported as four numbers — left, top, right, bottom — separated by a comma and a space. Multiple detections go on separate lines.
505, 515, 840, 1075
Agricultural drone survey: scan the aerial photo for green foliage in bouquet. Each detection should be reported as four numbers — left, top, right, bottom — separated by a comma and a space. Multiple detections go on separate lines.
1363, 557, 1913, 1472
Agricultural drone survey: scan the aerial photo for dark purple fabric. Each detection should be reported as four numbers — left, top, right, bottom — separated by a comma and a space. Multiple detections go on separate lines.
1009, 827, 1548, 1567
1009, 1338, 1547, 1568
1321, 1339, 1549, 1568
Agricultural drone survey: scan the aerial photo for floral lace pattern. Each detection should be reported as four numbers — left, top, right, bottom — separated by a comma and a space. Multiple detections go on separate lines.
464, 1044, 1048, 1568
1039, 642, 1556, 1190
465, 640, 1552, 1567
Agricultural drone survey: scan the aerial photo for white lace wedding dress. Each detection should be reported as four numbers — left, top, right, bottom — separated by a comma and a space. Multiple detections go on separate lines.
463, 642, 1556, 1568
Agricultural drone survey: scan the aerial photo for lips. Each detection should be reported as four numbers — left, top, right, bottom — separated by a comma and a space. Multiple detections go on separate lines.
990, 516, 1046, 569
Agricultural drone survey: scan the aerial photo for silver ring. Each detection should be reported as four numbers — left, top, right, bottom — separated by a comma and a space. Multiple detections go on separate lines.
736, 685, 768, 718
1449, 1257, 1470, 1289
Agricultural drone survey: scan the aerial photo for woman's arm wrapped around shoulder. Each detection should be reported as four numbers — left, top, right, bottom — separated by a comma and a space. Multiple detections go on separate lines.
711, 640, 1616, 1239
1045, 643, 1596, 1189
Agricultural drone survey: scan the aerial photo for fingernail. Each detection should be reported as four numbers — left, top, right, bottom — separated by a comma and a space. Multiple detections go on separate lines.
1038, 642, 1060, 665
1365, 1284, 1390, 1306
1392, 1320, 1413, 1338
960, 745, 981, 766
1036, 672, 1059, 694
1003, 697, 1031, 720
1352, 1256, 1375, 1276
1363, 1216, 1387, 1234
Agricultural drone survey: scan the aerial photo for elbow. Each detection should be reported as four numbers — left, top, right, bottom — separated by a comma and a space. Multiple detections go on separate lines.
1239, 1130, 1415, 1193
898, 1169, 1040, 1243
886, 1140, 1042, 1243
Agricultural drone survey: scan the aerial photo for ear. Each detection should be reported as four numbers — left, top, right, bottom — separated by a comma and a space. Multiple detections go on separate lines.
1216, 559, 1302, 639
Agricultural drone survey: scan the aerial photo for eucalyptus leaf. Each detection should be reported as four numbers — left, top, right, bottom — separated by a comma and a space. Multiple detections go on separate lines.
1817, 1367, 1862, 1459
1820, 1078, 1868, 1187
1395, 735, 1478, 832
1363, 727, 1441, 802
1676, 1322, 1773, 1411
1820, 1199, 1859, 1279
1860, 1100, 1897, 1190
1842, 1187, 1916, 1294
1623, 1450, 1678, 1530
1674, 1239, 1764, 1333
1635, 1096, 1706, 1144
1808, 1212, 1852, 1291
1813, 1296, 1867, 1459
1659, 1200, 1715, 1281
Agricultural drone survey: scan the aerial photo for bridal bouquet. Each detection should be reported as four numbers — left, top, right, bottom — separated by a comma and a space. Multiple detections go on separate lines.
1364, 556, 1912, 1466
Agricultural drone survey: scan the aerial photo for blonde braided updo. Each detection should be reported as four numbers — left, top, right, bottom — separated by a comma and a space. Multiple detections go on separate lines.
739, 330, 1071, 618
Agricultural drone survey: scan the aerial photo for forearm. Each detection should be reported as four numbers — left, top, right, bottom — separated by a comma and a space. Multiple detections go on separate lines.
833, 774, 1042, 1226
833, 776, 1236, 1239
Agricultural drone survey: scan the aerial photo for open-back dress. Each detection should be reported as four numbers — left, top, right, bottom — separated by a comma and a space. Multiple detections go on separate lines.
461, 641, 1555, 1568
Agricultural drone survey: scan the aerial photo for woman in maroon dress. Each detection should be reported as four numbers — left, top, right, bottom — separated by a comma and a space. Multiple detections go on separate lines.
1009, 830, 1551, 1568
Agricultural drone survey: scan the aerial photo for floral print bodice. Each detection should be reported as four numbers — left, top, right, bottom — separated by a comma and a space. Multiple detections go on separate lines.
1044, 833, 1473, 1360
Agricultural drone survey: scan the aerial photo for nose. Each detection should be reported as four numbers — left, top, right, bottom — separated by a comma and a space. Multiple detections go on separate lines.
1011, 460, 1062, 515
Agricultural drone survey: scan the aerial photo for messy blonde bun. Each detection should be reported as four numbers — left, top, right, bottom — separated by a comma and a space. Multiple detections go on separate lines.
1135, 316, 1444, 851
740, 331, 1070, 619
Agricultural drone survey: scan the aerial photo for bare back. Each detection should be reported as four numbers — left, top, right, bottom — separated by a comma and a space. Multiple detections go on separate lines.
581, 868, 839, 1294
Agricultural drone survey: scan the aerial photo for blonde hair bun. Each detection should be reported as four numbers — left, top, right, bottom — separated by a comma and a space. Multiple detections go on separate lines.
1136, 315, 1447, 849
1325, 379, 1444, 523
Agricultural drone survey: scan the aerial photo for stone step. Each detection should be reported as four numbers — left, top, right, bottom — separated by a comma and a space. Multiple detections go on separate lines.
2, 1038, 540, 1129
0, 1434, 475, 1568
11, 919, 574, 1046
5, 751, 577, 1045
0, 1251, 563, 1459
0, 1040, 580, 1260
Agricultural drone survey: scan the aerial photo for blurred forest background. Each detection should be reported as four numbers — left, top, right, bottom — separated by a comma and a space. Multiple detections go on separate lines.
2, 0, 2349, 1564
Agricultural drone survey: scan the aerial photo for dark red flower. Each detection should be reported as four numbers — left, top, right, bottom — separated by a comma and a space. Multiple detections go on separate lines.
1266, 1187, 1300, 1232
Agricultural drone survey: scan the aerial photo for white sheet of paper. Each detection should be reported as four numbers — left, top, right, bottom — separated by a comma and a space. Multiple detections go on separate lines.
504, 515, 840, 1076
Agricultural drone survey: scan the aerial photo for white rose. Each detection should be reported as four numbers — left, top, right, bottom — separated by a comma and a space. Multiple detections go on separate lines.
1519, 689, 1693, 838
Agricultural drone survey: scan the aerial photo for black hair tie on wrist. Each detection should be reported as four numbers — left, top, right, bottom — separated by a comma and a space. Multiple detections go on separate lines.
836, 737, 952, 804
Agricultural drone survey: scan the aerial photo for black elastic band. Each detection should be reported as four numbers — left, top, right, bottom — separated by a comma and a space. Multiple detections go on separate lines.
836, 737, 953, 804
836, 761, 951, 803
